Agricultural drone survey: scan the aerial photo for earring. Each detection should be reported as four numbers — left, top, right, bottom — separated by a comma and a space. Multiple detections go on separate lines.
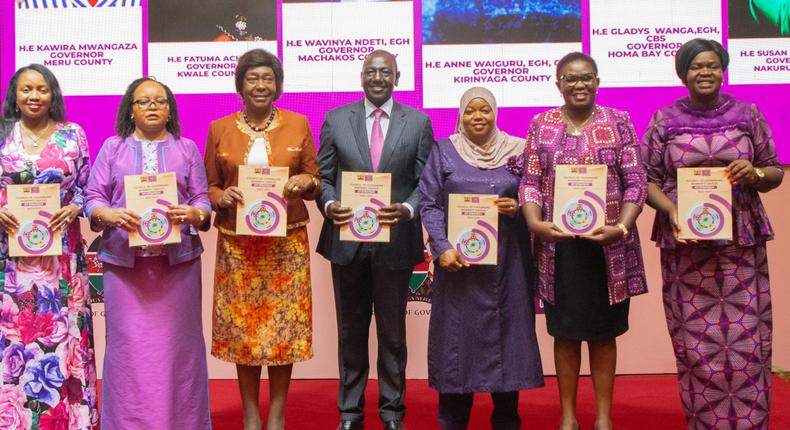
14, 105, 20, 114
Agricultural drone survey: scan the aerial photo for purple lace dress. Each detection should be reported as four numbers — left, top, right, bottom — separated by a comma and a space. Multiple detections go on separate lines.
642, 94, 784, 430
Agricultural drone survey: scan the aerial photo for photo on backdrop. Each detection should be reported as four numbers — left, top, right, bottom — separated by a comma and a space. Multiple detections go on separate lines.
728, 0, 790, 38
421, 0, 582, 108
148, 0, 277, 42
727, 0, 790, 84
147, 0, 278, 93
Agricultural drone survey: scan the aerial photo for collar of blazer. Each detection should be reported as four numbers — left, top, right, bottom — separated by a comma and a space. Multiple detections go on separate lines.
348, 100, 407, 173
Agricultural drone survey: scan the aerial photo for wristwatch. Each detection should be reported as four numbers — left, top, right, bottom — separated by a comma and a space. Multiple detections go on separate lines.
753, 167, 765, 184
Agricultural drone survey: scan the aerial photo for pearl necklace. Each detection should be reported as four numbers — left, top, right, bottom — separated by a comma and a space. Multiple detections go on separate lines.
243, 106, 277, 133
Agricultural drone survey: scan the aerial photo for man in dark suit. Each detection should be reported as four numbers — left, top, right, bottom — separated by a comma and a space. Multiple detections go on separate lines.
316, 50, 434, 430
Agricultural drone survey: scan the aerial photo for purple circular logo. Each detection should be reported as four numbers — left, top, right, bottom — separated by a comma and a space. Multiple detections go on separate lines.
245, 199, 281, 234
560, 199, 597, 234
17, 219, 54, 254
454, 227, 491, 263
138, 207, 172, 243
687, 202, 724, 238
350, 206, 382, 240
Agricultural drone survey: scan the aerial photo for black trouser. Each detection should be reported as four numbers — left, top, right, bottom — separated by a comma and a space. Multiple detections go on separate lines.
438, 391, 521, 430
331, 259, 411, 423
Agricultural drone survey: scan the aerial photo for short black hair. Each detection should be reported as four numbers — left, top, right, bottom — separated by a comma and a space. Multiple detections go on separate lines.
675, 38, 729, 83
1, 64, 66, 141
234, 49, 284, 100
115, 77, 181, 139
556, 52, 598, 79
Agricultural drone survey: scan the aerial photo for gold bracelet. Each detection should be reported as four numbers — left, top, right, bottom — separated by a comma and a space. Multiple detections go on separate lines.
615, 222, 629, 238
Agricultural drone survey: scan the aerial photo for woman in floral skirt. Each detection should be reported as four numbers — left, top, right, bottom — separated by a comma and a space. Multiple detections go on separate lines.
0, 64, 97, 430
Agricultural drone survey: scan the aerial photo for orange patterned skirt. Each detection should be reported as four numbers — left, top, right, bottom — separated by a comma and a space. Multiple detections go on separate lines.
211, 227, 313, 366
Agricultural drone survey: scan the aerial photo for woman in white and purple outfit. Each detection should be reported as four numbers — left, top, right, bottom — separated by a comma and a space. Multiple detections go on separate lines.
85, 78, 212, 429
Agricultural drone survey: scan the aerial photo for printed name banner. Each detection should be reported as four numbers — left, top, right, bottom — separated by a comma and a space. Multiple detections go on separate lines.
6, 184, 62, 257
728, 0, 790, 84
15, 3, 142, 96
147, 0, 277, 94
339, 171, 391, 243
236, 165, 289, 237
282, 1, 415, 93
552, 164, 607, 235
422, 0, 581, 107
447, 194, 498, 266
589, 0, 722, 87
123, 172, 181, 247
677, 167, 732, 240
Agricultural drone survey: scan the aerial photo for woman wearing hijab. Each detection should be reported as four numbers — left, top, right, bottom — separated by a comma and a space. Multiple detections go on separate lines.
419, 87, 544, 430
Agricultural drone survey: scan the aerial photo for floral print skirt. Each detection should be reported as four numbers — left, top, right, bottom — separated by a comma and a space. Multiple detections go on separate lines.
0, 254, 98, 430
211, 227, 313, 366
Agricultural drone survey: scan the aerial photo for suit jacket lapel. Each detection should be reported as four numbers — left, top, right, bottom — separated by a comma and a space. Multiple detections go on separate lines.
348, 101, 373, 171
377, 102, 405, 173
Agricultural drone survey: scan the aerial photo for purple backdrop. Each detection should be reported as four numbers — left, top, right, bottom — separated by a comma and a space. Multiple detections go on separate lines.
1, 1, 788, 163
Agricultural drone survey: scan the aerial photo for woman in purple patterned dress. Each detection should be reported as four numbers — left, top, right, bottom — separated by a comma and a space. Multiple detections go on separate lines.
0, 65, 97, 429
643, 39, 784, 430
520, 52, 648, 430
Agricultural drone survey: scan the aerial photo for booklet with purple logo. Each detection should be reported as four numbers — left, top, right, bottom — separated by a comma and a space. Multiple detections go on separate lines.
677, 167, 732, 240
7, 184, 62, 257
339, 171, 391, 243
552, 164, 607, 235
236, 165, 289, 237
124, 172, 181, 247
448, 193, 498, 265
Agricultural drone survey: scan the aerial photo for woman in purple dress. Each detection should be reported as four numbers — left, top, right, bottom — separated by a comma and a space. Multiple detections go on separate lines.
520, 52, 648, 430
85, 78, 212, 429
419, 87, 543, 430
643, 38, 784, 430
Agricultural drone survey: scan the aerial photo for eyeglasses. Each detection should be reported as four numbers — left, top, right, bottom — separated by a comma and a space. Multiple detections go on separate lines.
559, 74, 597, 86
133, 98, 169, 110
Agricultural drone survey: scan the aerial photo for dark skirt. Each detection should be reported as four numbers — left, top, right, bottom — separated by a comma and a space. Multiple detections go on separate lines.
544, 238, 629, 341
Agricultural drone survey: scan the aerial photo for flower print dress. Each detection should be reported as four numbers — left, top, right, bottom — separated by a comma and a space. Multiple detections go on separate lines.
0, 122, 97, 430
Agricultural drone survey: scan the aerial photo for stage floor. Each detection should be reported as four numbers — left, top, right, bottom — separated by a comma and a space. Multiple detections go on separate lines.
191, 375, 788, 429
